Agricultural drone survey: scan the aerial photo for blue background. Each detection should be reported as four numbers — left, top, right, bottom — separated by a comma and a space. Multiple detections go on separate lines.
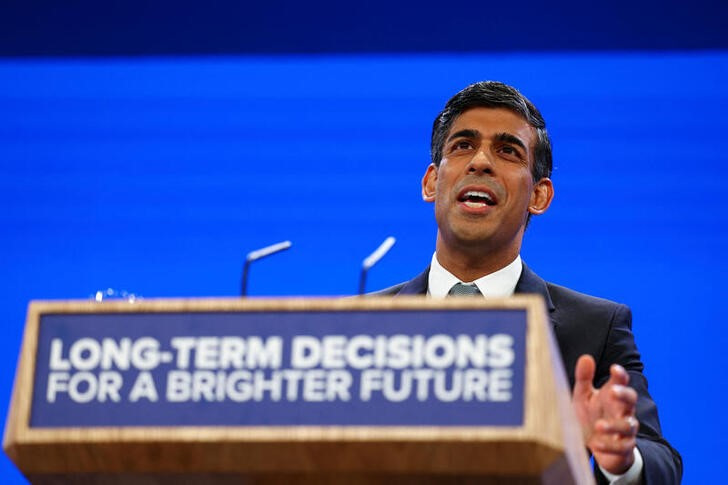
1, 1, 727, 482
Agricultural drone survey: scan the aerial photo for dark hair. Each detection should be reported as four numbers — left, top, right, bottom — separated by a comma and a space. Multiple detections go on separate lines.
430, 81, 552, 181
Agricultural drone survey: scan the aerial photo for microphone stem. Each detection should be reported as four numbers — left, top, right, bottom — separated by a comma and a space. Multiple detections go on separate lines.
241, 259, 252, 297
358, 268, 368, 296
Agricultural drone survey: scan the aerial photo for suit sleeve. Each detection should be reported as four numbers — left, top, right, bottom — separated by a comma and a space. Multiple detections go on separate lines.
594, 304, 683, 484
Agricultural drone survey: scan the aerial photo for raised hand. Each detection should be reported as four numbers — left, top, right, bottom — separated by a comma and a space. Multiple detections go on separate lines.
572, 354, 639, 475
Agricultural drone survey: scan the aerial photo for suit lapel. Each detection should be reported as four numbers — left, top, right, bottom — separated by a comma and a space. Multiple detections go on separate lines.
395, 267, 429, 295
515, 264, 558, 333
514, 264, 555, 312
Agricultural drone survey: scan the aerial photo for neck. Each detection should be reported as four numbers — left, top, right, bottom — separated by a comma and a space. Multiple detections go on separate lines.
435, 235, 521, 282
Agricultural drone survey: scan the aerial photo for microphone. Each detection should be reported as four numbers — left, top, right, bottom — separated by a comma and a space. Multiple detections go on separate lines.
358, 236, 396, 295
241, 240, 292, 297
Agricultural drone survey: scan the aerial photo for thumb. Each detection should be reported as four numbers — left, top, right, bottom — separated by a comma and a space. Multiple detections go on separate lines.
573, 354, 596, 400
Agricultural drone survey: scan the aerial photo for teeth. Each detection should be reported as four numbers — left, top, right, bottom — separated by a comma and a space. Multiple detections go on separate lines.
464, 191, 493, 202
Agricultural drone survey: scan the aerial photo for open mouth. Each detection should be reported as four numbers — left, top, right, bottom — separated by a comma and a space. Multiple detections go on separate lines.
458, 190, 497, 209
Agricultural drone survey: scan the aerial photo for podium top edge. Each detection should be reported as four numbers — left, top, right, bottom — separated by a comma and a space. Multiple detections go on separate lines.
26, 295, 547, 315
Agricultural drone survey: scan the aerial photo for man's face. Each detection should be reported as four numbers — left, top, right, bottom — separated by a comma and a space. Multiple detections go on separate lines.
422, 107, 553, 257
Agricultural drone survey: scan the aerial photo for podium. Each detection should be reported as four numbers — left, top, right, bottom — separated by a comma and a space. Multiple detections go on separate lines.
4, 296, 594, 484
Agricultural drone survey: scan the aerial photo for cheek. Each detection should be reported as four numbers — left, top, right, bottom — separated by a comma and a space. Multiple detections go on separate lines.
510, 178, 536, 208
434, 176, 450, 203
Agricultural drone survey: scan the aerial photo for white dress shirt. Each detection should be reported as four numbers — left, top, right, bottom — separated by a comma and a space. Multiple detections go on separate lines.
427, 252, 522, 298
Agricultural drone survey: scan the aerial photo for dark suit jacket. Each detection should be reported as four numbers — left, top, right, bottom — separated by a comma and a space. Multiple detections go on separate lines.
375, 264, 682, 484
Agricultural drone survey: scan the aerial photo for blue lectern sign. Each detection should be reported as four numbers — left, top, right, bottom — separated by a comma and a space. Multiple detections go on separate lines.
30, 307, 527, 427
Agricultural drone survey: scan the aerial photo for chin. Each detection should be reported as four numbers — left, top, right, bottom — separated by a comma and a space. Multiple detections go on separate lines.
449, 229, 498, 248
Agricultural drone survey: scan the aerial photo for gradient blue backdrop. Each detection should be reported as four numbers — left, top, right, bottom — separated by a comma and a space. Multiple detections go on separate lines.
2, 52, 726, 483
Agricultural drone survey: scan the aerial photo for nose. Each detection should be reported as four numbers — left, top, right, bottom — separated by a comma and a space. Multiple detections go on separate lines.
467, 149, 494, 174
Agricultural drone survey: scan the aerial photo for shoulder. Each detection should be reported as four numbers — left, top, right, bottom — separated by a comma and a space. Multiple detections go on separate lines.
545, 281, 633, 350
518, 264, 629, 323
367, 267, 430, 296
367, 282, 408, 296
546, 281, 630, 321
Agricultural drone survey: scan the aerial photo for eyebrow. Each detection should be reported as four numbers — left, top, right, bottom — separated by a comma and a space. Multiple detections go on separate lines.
494, 132, 527, 152
446, 129, 480, 143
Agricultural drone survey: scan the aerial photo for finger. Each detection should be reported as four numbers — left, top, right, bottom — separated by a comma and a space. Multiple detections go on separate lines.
607, 363, 630, 387
589, 423, 637, 454
590, 434, 637, 456
610, 384, 638, 409
600, 369, 636, 418
596, 416, 639, 437
602, 384, 637, 419
573, 354, 596, 400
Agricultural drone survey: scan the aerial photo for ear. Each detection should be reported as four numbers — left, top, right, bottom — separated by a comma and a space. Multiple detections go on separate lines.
528, 177, 554, 215
421, 164, 438, 202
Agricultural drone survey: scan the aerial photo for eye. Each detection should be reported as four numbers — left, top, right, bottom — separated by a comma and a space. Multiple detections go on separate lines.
497, 144, 523, 161
450, 140, 474, 152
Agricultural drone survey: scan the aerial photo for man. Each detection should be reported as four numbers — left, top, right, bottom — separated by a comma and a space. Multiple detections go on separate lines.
377, 81, 681, 483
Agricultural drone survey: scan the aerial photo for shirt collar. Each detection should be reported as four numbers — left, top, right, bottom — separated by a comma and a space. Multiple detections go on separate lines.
427, 253, 523, 298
